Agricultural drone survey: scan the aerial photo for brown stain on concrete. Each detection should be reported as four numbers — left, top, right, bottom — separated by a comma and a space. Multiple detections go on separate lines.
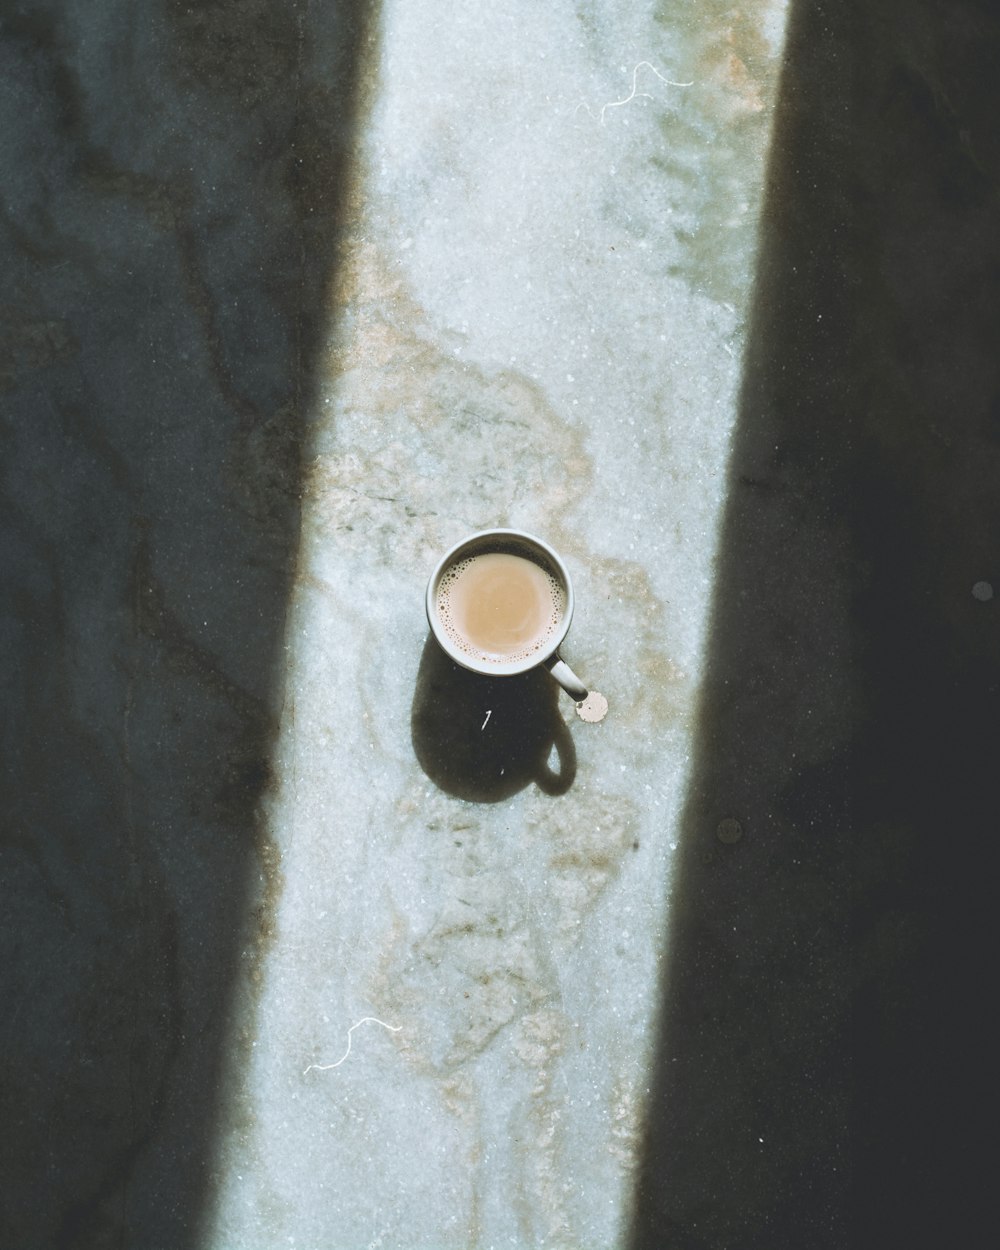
307, 230, 687, 1105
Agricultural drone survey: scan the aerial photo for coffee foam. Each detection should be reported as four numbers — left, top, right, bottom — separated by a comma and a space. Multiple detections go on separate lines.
435, 549, 566, 665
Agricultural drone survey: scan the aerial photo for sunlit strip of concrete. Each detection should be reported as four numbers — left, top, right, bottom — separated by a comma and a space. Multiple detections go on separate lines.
206, 2, 790, 1246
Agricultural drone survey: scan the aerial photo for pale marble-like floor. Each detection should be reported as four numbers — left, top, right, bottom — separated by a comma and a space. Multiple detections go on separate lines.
208, 2, 788, 1246
5, 3, 998, 1249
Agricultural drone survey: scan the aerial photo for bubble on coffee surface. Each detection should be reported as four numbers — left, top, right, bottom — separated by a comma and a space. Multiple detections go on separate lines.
435, 549, 566, 665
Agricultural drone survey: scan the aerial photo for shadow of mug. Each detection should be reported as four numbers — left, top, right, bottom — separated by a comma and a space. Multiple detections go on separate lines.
411, 635, 576, 802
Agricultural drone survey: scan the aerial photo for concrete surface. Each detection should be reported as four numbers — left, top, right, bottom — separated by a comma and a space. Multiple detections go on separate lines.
2, 2, 998, 1248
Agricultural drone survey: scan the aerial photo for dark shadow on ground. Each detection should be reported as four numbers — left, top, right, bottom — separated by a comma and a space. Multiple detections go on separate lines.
411, 636, 576, 801
629, 2, 1000, 1247
0, 2, 375, 1246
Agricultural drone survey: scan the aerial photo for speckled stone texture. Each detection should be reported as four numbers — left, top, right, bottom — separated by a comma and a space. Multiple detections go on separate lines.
206, 2, 789, 1246
3, 1, 999, 1249
1, 2, 371, 1246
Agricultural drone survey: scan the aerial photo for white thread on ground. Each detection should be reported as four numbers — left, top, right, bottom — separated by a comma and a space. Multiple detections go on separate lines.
599, 61, 693, 124
482, 710, 492, 730
303, 1017, 403, 1074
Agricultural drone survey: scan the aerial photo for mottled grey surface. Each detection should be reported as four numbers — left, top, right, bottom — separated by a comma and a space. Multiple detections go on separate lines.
206, 2, 788, 1246
632, 3, 1000, 1247
2, 1, 373, 1246
3, 1, 999, 1248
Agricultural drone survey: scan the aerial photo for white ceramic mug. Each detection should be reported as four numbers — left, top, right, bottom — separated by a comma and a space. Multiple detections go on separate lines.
425, 528, 589, 702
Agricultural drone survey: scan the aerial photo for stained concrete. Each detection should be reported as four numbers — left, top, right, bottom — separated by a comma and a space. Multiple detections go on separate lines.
2, 1, 998, 1248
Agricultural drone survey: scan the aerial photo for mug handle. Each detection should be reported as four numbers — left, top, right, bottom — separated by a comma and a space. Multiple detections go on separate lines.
533, 718, 576, 795
545, 653, 588, 702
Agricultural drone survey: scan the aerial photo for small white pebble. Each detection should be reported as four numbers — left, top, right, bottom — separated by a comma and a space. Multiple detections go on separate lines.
576, 691, 609, 723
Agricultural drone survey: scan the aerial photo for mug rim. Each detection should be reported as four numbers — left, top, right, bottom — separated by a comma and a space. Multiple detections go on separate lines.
425, 528, 575, 676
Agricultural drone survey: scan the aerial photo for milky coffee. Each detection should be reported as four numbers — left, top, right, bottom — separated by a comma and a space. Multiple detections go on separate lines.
435, 549, 566, 664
